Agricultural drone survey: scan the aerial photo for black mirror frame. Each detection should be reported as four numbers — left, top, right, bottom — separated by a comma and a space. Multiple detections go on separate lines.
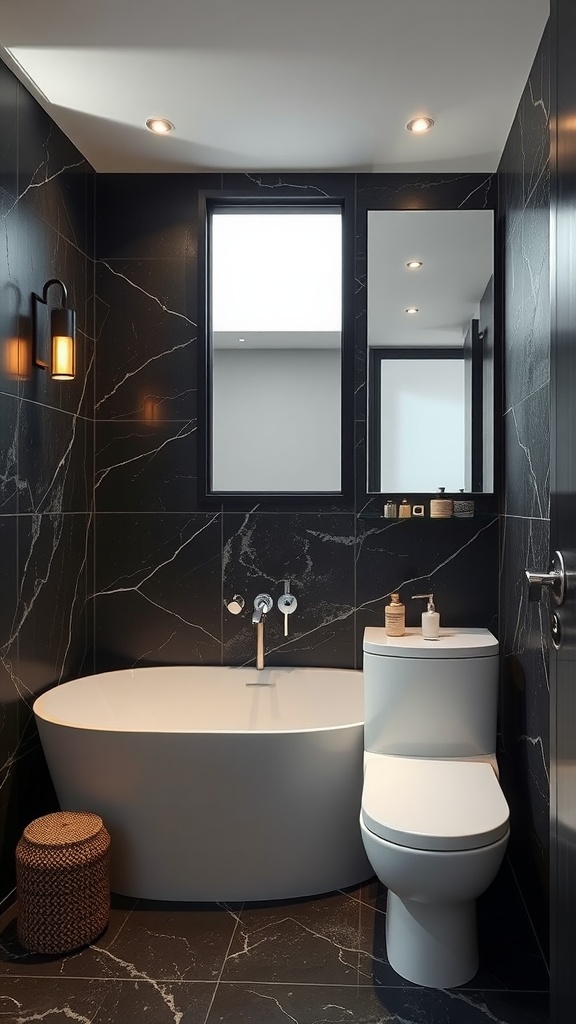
354, 174, 501, 515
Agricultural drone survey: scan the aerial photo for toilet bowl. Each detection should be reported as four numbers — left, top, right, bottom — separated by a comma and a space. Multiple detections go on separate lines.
360, 752, 509, 988
361, 627, 510, 989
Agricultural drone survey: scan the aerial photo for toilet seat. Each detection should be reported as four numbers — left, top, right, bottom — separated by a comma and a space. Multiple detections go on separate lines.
361, 755, 509, 852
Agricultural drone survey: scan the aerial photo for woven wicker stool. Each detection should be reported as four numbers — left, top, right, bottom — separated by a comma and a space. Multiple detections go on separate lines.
16, 811, 110, 954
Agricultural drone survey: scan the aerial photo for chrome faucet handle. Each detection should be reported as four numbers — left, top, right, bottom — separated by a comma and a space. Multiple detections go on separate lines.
278, 581, 297, 636
225, 594, 245, 615
252, 593, 273, 623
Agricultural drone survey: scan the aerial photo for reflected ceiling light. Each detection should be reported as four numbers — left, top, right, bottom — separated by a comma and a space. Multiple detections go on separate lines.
405, 307, 419, 314
145, 117, 175, 135
32, 279, 76, 380
406, 116, 435, 134
406, 260, 423, 269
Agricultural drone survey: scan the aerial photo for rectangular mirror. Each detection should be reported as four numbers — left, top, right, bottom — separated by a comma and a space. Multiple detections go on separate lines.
366, 209, 494, 494
203, 198, 347, 498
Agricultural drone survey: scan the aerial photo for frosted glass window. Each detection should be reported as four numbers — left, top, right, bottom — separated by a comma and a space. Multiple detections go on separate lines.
212, 212, 342, 332
208, 205, 343, 494
379, 359, 466, 492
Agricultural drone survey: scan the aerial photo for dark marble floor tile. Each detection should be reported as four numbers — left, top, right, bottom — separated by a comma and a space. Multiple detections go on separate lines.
79, 901, 240, 982
0, 977, 110, 1021
207, 982, 548, 1024
0, 977, 217, 1024
93, 979, 217, 1024
221, 889, 387, 987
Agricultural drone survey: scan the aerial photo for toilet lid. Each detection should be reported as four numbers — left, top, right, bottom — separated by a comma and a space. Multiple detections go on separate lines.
361, 756, 510, 852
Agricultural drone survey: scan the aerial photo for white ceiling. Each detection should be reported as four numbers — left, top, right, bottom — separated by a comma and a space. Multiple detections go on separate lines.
0, 0, 549, 174
368, 210, 493, 347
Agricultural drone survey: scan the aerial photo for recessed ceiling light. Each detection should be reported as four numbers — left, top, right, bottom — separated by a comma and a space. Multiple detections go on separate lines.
406, 117, 435, 134
405, 307, 419, 314
406, 260, 423, 269
145, 118, 175, 135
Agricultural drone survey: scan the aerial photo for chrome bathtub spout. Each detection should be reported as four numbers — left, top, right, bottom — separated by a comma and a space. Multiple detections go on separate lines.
252, 593, 273, 669
256, 619, 265, 670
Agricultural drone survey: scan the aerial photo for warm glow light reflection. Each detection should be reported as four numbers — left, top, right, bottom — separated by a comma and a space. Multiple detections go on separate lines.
143, 398, 161, 422
4, 337, 29, 379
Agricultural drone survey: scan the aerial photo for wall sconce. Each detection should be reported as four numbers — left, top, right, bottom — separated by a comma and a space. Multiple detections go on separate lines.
32, 278, 76, 380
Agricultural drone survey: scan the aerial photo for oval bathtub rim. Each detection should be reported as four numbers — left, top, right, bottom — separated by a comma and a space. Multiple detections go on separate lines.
32, 664, 365, 735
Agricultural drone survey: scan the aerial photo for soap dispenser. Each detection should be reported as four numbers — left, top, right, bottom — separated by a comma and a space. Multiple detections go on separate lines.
412, 593, 440, 640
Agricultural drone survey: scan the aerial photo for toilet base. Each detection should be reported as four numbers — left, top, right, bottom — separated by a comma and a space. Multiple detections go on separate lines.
386, 890, 478, 988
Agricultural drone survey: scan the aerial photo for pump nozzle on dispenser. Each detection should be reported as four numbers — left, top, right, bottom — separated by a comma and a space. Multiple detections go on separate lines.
412, 593, 440, 640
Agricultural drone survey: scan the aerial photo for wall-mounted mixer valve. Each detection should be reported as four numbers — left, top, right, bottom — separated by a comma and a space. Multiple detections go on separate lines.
278, 580, 298, 636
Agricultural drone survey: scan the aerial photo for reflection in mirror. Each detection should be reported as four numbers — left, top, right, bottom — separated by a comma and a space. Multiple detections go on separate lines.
208, 203, 343, 494
367, 210, 494, 493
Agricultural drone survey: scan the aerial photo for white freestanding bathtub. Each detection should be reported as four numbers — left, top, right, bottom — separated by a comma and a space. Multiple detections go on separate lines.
33, 665, 371, 901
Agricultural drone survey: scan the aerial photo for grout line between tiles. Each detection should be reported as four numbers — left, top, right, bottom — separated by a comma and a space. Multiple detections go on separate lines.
201, 902, 244, 1024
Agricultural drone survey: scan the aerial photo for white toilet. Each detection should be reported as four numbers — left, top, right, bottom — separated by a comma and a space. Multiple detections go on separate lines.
360, 626, 510, 989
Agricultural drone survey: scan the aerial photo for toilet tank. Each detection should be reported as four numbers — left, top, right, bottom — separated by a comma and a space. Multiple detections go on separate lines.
363, 627, 499, 758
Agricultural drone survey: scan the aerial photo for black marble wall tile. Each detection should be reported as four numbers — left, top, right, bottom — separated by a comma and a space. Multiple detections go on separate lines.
499, 513, 550, 944
356, 172, 497, 211
500, 48, 550, 413
17, 404, 93, 515
95, 420, 196, 513
355, 517, 499, 661
0, 62, 17, 201
503, 381, 550, 520
94, 258, 197, 422
95, 173, 221, 259
0, 516, 19, 799
497, 24, 551, 954
222, 512, 356, 668
221, 172, 356, 203
0, 396, 19, 514
0, 60, 95, 909
14, 514, 92, 700
16, 81, 93, 250
93, 513, 222, 670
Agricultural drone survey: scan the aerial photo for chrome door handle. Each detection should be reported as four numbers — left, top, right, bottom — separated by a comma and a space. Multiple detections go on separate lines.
525, 550, 566, 605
